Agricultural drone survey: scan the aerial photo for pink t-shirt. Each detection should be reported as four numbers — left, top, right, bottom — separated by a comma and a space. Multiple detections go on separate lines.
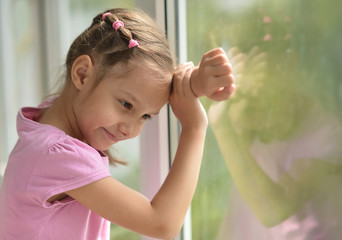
0, 106, 111, 239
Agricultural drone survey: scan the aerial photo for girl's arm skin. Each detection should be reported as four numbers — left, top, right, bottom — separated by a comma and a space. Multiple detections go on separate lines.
65, 48, 234, 239
190, 48, 235, 101
208, 101, 342, 227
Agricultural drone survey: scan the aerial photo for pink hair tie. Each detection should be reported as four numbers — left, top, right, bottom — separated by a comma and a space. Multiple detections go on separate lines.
101, 12, 111, 20
112, 20, 124, 31
128, 39, 139, 48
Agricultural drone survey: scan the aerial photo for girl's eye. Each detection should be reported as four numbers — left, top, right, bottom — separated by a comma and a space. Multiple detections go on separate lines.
120, 100, 132, 110
142, 114, 151, 120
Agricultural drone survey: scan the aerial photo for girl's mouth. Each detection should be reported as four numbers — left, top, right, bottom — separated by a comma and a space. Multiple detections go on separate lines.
103, 128, 119, 143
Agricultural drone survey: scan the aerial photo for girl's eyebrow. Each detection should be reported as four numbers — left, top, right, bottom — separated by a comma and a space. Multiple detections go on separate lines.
122, 90, 160, 115
122, 90, 138, 103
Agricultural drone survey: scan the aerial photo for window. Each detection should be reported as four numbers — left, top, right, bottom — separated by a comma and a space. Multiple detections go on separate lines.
187, 0, 342, 239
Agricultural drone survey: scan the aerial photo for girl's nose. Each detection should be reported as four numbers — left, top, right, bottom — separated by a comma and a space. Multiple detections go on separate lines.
118, 123, 129, 138
118, 121, 142, 139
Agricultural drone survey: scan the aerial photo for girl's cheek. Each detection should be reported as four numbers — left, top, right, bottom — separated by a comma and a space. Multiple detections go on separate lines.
134, 123, 145, 138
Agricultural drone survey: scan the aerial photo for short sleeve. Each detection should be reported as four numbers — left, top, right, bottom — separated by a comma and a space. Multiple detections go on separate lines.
291, 112, 342, 165
27, 137, 111, 207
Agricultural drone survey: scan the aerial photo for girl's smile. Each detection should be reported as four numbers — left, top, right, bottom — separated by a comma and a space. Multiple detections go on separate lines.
102, 127, 120, 144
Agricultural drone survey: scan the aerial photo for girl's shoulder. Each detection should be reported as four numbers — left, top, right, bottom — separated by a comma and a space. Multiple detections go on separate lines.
16, 105, 106, 163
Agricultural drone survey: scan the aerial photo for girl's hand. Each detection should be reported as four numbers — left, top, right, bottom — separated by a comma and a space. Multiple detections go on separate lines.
190, 48, 235, 101
169, 63, 208, 130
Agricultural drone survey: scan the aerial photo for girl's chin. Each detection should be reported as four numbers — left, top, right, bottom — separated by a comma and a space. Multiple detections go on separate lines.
86, 139, 111, 152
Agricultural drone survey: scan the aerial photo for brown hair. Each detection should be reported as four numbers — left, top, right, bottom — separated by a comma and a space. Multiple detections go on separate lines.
62, 8, 175, 165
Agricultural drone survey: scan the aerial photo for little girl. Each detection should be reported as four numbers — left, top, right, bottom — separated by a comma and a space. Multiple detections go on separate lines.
0, 8, 234, 239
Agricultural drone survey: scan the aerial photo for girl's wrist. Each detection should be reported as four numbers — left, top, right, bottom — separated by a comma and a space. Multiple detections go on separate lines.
180, 120, 208, 133
189, 67, 202, 97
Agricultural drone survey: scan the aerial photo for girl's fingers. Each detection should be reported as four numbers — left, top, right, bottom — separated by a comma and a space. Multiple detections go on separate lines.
218, 73, 234, 87
205, 73, 234, 94
207, 63, 232, 76
204, 53, 230, 67
203, 47, 226, 59
209, 84, 236, 102
172, 67, 186, 95
172, 63, 194, 96
182, 67, 194, 97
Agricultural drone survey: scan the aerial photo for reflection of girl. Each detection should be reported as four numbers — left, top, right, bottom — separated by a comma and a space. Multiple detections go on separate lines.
210, 48, 342, 240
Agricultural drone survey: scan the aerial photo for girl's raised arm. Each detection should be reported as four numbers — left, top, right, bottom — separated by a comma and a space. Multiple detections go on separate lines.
66, 63, 207, 239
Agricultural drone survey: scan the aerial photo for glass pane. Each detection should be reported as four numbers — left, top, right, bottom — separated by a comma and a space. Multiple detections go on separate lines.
66, 1, 140, 239
0, 0, 45, 177
187, 0, 342, 239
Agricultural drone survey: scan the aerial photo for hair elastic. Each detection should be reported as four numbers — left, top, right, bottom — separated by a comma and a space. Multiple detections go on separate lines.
128, 39, 139, 48
101, 12, 112, 20
112, 20, 124, 31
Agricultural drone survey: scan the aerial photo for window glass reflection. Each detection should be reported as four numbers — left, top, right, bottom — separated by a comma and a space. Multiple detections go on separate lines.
188, 0, 342, 239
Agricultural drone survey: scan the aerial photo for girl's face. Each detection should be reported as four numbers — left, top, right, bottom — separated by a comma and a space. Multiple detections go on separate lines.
73, 64, 170, 151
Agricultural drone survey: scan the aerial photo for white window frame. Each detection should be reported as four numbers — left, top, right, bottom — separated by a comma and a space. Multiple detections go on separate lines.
0, 0, 13, 179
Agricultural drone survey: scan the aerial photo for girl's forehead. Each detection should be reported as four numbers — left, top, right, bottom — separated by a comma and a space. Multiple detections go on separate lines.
104, 60, 172, 80
103, 64, 171, 104
118, 63, 171, 92
121, 81, 170, 113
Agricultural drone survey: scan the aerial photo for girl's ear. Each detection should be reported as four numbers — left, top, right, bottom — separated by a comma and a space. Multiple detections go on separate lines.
71, 55, 94, 90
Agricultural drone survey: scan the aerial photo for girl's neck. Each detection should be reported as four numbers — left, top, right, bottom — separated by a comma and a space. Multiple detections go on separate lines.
38, 89, 84, 141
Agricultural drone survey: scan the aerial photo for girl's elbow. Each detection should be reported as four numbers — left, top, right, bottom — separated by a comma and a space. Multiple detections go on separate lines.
153, 220, 182, 240
255, 207, 294, 228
